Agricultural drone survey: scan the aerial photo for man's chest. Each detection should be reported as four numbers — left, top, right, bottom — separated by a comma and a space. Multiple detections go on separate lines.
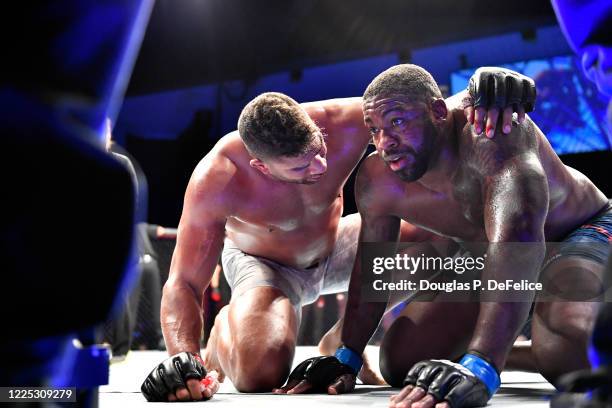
398, 170, 487, 241
229, 180, 344, 233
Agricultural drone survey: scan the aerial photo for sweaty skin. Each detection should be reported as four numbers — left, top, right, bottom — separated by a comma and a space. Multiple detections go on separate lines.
160, 88, 519, 399
341, 95, 608, 389
162, 96, 457, 398
162, 97, 368, 351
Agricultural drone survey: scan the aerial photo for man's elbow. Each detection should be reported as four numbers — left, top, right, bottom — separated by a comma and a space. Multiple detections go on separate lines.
162, 277, 203, 305
493, 206, 546, 243
496, 185, 548, 242
511, 213, 545, 242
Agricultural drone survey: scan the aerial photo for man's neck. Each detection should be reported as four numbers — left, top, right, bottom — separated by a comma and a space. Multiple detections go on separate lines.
416, 110, 459, 192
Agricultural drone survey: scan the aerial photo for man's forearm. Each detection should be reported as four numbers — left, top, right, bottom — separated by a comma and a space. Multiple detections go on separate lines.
468, 242, 545, 370
161, 280, 205, 356
342, 246, 390, 354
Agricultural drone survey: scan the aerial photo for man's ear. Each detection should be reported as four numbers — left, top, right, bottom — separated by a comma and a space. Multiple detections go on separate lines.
250, 158, 270, 175
430, 98, 448, 121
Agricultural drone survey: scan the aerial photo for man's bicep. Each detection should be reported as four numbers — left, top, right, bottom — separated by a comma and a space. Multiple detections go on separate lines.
360, 213, 401, 243
355, 160, 401, 243
484, 155, 548, 242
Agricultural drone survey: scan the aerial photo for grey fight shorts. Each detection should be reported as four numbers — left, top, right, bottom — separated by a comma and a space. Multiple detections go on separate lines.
221, 213, 361, 319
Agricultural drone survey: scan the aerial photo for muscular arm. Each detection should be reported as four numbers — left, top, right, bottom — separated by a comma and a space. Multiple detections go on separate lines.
161, 155, 234, 356
301, 92, 473, 146
300, 79, 523, 153
302, 97, 372, 146
341, 159, 401, 354
468, 131, 549, 370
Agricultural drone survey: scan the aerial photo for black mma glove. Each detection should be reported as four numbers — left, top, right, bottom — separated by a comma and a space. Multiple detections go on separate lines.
469, 67, 536, 112
403, 354, 500, 408
286, 356, 357, 392
141, 351, 207, 402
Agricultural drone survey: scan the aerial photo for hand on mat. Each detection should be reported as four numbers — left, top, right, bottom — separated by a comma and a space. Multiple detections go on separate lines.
390, 360, 493, 408
463, 67, 537, 138
273, 356, 357, 395
141, 351, 220, 402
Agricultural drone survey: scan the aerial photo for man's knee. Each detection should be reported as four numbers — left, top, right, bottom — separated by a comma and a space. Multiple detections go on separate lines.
536, 301, 596, 344
231, 336, 294, 392
224, 287, 298, 391
380, 347, 408, 387
532, 302, 596, 385
379, 319, 417, 387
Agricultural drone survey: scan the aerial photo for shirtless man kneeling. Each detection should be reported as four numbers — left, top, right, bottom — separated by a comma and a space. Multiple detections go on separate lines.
281, 64, 611, 408
140, 68, 535, 402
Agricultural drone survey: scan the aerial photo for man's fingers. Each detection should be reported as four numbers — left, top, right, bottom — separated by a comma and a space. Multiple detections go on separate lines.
501, 106, 513, 134
518, 105, 526, 123
485, 107, 500, 138
328, 378, 344, 395
435, 401, 451, 408
405, 386, 427, 403
186, 378, 203, 400
202, 371, 220, 399
328, 374, 355, 395
390, 384, 414, 403
168, 393, 177, 402
286, 379, 313, 395
175, 386, 191, 401
473, 107, 486, 134
209, 368, 224, 383
464, 106, 474, 125
412, 393, 437, 408
273, 379, 302, 394
395, 386, 427, 408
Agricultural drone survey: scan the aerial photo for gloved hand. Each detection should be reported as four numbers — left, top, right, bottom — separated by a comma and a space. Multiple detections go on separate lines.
141, 351, 218, 402
391, 353, 500, 408
274, 347, 362, 395
465, 67, 537, 137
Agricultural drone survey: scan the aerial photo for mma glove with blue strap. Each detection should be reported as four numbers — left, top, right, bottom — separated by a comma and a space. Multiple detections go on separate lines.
285, 345, 362, 392
403, 352, 501, 408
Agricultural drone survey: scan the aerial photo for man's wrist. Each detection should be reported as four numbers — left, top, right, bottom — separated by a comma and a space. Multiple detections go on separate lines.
334, 345, 363, 374
459, 352, 501, 397
190, 352, 205, 366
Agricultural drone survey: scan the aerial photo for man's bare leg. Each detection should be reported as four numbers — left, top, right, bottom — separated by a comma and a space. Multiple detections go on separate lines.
380, 301, 480, 387
202, 286, 299, 392
317, 240, 457, 385
317, 317, 385, 385
505, 340, 539, 372
531, 257, 604, 386
202, 306, 228, 382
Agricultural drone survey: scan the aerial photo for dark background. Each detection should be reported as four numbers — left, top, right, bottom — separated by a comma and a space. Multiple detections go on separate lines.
112, 0, 610, 347
114, 0, 609, 226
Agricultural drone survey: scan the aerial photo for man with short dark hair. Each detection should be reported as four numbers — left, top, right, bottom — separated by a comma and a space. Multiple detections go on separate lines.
281, 64, 611, 408
141, 69, 535, 402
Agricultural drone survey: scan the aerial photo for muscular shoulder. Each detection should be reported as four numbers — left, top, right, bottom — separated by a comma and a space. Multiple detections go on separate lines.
302, 97, 369, 142
186, 132, 244, 215
464, 118, 549, 217
301, 97, 362, 122
463, 116, 541, 175
355, 153, 404, 215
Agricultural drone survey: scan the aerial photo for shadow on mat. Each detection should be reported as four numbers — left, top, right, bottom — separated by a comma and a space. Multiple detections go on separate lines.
497, 387, 555, 398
